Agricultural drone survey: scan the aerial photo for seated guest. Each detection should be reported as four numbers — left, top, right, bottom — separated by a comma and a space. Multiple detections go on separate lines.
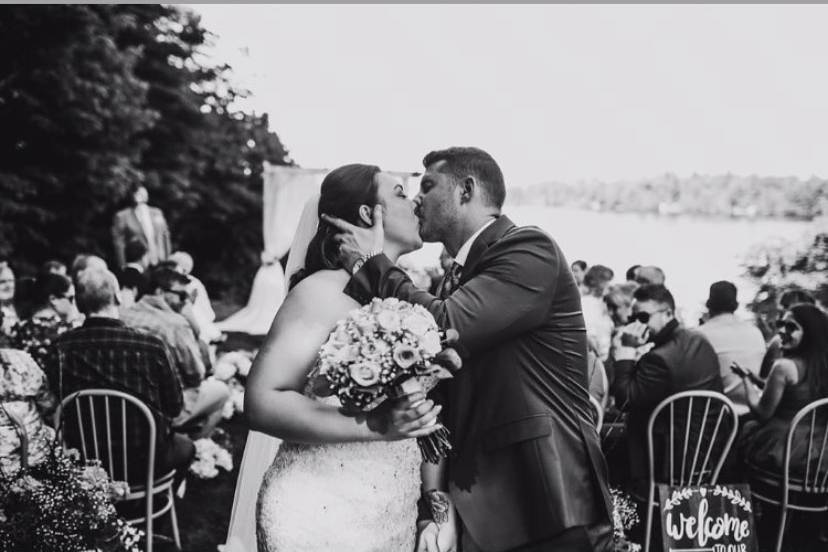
571, 259, 587, 290
588, 349, 609, 407
0, 260, 19, 345
760, 289, 816, 378
696, 281, 766, 412
10, 272, 79, 369
121, 266, 229, 438
581, 264, 615, 362
168, 251, 222, 344
611, 284, 722, 491
70, 254, 108, 281
740, 304, 828, 477
40, 260, 67, 277
625, 264, 641, 283
0, 348, 56, 474
123, 238, 150, 273
48, 269, 193, 483
634, 265, 665, 286
605, 282, 638, 327
118, 239, 150, 308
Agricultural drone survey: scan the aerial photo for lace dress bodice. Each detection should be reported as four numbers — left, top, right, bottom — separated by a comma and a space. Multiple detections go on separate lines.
256, 387, 421, 552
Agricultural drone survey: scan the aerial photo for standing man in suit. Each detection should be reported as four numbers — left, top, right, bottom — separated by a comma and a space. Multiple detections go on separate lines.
325, 147, 613, 552
112, 183, 171, 268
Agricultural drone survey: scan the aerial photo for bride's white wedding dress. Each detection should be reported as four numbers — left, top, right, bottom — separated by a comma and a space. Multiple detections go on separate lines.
255, 387, 421, 551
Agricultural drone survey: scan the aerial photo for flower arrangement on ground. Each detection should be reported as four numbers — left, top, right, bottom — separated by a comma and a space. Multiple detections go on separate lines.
189, 436, 234, 480
212, 350, 254, 419
310, 297, 461, 463
0, 446, 142, 552
611, 488, 642, 552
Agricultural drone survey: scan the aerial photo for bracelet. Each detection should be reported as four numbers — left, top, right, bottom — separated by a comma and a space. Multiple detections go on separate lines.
350, 250, 381, 275
425, 489, 450, 524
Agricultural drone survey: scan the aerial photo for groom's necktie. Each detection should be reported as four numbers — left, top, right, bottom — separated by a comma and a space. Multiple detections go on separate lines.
439, 262, 462, 299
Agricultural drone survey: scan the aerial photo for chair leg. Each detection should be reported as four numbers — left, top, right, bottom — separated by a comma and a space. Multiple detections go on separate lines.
169, 488, 182, 550
775, 506, 788, 552
146, 495, 154, 552
644, 484, 655, 552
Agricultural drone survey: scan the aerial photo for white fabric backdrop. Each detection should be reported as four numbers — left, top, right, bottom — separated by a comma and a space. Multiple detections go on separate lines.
215, 165, 328, 336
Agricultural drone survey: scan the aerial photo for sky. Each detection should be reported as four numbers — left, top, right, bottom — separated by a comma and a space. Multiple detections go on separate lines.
190, 4, 828, 188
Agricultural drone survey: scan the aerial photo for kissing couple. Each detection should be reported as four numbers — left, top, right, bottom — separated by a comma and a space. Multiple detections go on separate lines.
237, 147, 615, 552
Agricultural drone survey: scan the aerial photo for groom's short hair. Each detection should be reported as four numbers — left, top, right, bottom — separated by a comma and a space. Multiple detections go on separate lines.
422, 147, 506, 209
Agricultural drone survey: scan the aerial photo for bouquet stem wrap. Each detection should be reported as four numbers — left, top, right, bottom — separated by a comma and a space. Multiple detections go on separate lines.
418, 424, 452, 464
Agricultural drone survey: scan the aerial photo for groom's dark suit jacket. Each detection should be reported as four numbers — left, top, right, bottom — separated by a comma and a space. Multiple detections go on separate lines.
345, 215, 614, 552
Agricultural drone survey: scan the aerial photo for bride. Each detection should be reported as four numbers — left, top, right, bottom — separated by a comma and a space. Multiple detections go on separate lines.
243, 164, 448, 551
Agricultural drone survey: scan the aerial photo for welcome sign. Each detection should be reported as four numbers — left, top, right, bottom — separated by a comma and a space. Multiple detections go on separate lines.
658, 484, 757, 552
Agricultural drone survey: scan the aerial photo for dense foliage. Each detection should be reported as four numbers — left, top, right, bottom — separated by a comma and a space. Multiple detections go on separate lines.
742, 218, 828, 337
0, 5, 291, 300
510, 174, 828, 220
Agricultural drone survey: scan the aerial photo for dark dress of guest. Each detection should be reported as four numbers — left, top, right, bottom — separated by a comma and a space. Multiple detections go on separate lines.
10, 273, 79, 369
740, 304, 828, 476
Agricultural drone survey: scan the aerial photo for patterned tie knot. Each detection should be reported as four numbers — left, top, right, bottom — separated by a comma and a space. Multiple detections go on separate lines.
440, 262, 462, 299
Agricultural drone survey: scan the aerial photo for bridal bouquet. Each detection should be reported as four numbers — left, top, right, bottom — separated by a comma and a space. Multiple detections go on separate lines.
310, 297, 461, 463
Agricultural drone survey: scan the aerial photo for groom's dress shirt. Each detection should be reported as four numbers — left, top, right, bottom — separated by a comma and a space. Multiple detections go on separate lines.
453, 218, 496, 267
345, 215, 613, 552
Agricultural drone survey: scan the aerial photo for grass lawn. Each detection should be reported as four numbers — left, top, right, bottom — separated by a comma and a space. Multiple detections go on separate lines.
154, 414, 249, 552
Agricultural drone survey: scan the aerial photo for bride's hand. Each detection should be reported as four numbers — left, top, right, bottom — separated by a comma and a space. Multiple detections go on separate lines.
416, 519, 457, 552
436, 517, 458, 552
368, 392, 443, 441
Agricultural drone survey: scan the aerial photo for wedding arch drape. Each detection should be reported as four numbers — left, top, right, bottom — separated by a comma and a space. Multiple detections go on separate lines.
215, 164, 328, 336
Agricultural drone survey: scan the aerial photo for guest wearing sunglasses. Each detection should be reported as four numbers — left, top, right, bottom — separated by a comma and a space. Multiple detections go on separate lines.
740, 304, 828, 478
121, 265, 229, 438
610, 284, 722, 493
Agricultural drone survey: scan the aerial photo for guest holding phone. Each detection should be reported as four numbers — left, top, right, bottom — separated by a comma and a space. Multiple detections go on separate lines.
740, 304, 828, 477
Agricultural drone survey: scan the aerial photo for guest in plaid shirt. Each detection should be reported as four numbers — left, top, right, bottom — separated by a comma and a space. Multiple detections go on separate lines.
48, 268, 194, 483
121, 265, 229, 438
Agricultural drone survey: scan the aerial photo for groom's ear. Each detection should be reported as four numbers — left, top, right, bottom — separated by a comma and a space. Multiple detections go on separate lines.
459, 177, 475, 204
357, 204, 374, 226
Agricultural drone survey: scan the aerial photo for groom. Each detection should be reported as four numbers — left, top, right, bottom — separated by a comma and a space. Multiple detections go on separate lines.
325, 147, 613, 552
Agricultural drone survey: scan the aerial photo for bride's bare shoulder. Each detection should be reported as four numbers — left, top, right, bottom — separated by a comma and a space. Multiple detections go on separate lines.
282, 269, 355, 312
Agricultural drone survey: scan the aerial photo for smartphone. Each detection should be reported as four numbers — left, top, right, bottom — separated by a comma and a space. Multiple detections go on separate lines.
730, 362, 747, 378
621, 330, 648, 347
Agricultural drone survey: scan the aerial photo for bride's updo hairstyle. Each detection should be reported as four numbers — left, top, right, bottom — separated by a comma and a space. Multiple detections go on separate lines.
290, 163, 381, 289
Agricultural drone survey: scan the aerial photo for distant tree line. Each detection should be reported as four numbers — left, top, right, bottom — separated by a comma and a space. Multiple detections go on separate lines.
509, 173, 828, 220
0, 5, 291, 301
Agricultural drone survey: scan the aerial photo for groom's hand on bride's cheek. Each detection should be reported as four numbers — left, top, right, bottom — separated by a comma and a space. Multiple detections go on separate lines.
322, 205, 385, 269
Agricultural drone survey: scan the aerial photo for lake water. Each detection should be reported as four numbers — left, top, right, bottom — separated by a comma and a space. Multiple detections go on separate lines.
401, 205, 811, 326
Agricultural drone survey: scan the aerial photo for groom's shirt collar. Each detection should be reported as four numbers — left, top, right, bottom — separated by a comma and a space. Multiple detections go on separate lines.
453, 218, 497, 267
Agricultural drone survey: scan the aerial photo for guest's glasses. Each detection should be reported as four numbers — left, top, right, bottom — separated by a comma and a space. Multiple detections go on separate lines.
630, 308, 669, 324
165, 289, 190, 302
775, 319, 801, 335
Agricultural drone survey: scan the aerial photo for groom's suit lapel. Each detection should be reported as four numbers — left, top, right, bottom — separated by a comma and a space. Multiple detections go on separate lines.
458, 215, 515, 284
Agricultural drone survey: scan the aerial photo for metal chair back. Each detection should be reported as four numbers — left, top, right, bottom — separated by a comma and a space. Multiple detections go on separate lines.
750, 397, 828, 552
55, 389, 172, 552
643, 390, 740, 552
